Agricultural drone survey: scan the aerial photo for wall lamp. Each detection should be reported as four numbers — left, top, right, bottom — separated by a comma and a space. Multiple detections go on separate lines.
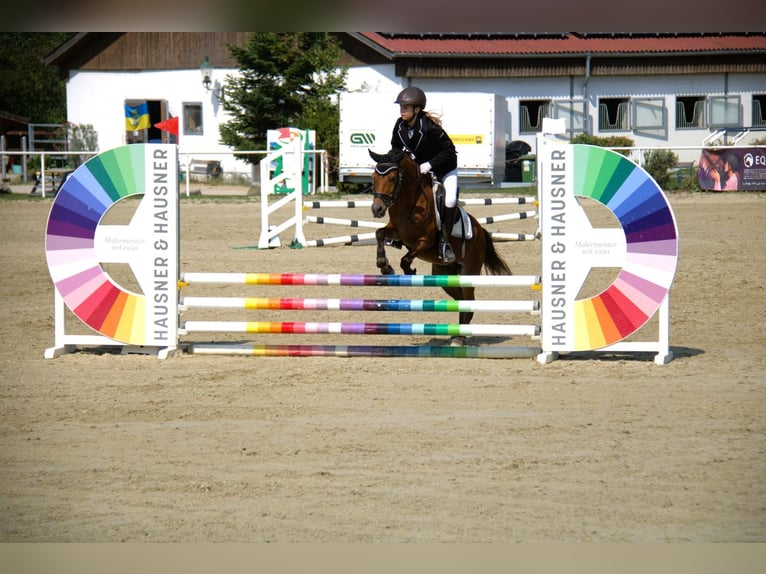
200, 55, 213, 91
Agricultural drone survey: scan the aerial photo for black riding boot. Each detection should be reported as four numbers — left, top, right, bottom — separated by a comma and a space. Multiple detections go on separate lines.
440, 205, 457, 263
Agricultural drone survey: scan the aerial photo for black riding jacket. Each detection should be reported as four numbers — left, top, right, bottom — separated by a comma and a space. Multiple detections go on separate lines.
390, 112, 457, 179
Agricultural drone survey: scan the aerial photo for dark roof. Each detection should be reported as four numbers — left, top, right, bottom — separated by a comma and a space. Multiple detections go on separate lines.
0, 110, 30, 124
354, 32, 766, 57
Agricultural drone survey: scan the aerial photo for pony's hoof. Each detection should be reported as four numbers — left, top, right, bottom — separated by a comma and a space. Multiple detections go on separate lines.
449, 336, 466, 347
380, 265, 395, 275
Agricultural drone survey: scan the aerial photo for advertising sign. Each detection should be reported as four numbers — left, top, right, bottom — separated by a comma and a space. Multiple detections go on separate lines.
45, 144, 179, 347
539, 140, 679, 352
697, 147, 766, 191
267, 127, 315, 194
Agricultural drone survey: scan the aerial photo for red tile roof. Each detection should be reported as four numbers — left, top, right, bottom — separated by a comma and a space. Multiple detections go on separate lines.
358, 32, 766, 56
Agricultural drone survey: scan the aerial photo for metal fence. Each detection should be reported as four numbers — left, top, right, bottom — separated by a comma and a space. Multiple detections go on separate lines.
1, 144, 330, 198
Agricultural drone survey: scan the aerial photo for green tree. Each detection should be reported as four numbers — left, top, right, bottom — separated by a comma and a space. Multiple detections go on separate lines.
643, 148, 678, 191
218, 33, 347, 182
0, 32, 72, 122
53, 122, 99, 168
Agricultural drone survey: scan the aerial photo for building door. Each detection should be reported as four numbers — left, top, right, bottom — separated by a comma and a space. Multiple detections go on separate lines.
125, 99, 171, 144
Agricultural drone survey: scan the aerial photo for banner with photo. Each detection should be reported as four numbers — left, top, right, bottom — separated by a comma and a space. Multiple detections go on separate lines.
697, 148, 766, 191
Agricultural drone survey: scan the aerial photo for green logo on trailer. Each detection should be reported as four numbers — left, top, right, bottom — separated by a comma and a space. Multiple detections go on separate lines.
350, 133, 376, 145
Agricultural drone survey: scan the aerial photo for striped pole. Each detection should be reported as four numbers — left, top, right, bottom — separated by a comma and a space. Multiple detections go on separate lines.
475, 211, 537, 224
304, 216, 384, 229
181, 296, 539, 313
180, 272, 541, 288
303, 199, 374, 209
302, 197, 537, 209
303, 233, 377, 247
181, 321, 539, 337
490, 232, 539, 242
187, 343, 542, 359
460, 197, 537, 206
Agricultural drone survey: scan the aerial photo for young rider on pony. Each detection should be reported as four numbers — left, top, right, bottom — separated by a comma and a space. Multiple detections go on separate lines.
390, 86, 459, 263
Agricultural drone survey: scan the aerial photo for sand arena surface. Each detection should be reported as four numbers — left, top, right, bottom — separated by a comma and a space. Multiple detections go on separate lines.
0, 189, 764, 542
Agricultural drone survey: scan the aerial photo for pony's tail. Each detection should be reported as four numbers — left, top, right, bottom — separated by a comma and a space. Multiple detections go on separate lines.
482, 229, 513, 276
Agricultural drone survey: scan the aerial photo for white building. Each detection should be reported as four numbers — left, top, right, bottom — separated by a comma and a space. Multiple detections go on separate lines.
337, 33, 766, 164
45, 32, 766, 178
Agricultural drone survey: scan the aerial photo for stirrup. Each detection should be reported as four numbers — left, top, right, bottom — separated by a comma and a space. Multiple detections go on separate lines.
440, 239, 456, 263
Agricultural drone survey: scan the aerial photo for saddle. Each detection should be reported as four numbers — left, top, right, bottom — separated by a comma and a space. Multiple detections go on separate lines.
433, 182, 473, 239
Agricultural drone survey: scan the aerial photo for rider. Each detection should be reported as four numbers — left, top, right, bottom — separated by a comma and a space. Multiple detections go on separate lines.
390, 86, 458, 263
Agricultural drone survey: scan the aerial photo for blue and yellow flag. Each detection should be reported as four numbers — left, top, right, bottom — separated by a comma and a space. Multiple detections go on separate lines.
125, 102, 150, 130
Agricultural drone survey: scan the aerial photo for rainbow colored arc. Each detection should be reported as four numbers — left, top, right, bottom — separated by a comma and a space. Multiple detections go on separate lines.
45, 145, 147, 344
572, 145, 678, 350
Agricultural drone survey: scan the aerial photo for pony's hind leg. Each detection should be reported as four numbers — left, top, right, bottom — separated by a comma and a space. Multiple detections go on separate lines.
400, 252, 418, 275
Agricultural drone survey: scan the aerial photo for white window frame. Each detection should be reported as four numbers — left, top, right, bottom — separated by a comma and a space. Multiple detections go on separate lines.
183, 102, 204, 136
598, 97, 631, 132
552, 99, 588, 134
709, 95, 741, 128
633, 98, 666, 130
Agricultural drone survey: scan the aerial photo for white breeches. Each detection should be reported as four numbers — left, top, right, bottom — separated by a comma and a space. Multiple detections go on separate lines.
442, 169, 458, 207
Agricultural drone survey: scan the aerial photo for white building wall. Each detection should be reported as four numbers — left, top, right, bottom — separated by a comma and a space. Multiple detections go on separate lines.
66, 68, 252, 177
394, 70, 766, 164
65, 61, 765, 178
344, 64, 400, 94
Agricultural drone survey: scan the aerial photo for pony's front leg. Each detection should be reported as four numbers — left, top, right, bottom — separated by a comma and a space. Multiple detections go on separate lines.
399, 238, 430, 275
375, 226, 396, 275
400, 251, 417, 275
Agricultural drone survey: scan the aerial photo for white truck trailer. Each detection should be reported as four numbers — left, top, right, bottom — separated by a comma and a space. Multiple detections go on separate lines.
339, 91, 508, 186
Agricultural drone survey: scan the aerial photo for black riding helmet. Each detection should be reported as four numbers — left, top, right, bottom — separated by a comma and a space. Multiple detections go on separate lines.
394, 86, 426, 109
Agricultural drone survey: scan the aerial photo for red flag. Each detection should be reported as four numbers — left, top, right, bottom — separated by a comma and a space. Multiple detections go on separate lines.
154, 117, 179, 137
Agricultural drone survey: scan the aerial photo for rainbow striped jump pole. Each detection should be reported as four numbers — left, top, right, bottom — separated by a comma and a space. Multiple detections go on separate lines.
181, 320, 539, 337
179, 272, 543, 359
187, 343, 541, 359
180, 272, 541, 288
180, 296, 538, 313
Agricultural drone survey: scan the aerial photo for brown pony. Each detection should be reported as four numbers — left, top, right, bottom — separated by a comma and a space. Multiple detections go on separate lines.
368, 149, 512, 336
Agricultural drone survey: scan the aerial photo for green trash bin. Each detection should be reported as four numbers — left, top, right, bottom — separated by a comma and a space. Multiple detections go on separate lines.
520, 154, 536, 183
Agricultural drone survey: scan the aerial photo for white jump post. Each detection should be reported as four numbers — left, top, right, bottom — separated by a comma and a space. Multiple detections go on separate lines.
258, 137, 305, 249
43, 144, 179, 359
536, 125, 678, 365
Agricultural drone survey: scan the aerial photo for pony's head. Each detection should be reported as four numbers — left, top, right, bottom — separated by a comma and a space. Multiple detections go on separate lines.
368, 149, 424, 219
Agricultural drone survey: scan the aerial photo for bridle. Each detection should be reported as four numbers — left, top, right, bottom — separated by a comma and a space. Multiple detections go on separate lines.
371, 157, 431, 223
371, 162, 404, 207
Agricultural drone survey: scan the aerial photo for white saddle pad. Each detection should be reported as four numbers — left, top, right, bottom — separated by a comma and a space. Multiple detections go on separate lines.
435, 206, 473, 239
